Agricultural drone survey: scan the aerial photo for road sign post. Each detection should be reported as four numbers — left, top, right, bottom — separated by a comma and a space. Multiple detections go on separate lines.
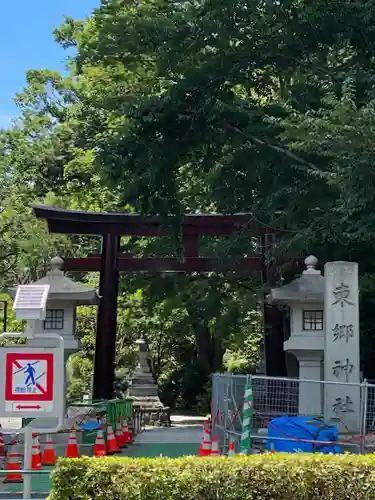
23, 425, 33, 500
0, 284, 65, 499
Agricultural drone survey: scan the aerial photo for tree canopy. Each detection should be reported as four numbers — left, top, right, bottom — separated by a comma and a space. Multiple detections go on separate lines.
2, 0, 375, 407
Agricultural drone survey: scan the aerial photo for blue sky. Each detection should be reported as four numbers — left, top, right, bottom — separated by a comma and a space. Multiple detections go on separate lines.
0, 0, 100, 128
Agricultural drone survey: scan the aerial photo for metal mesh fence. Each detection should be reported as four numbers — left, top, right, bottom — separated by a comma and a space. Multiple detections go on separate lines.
252, 376, 299, 429
211, 374, 375, 454
365, 383, 375, 451
211, 374, 301, 453
211, 374, 247, 454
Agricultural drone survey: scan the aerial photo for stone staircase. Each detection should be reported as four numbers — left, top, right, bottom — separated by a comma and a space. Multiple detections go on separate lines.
128, 340, 164, 410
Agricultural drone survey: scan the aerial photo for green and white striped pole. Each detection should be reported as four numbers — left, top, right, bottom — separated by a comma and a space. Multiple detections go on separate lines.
240, 376, 253, 454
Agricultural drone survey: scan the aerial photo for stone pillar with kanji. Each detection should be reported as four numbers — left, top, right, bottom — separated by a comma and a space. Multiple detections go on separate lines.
324, 262, 361, 432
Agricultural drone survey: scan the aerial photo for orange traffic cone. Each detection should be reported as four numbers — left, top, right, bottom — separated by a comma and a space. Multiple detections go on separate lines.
200, 428, 211, 456
93, 427, 106, 457
3, 453, 23, 483
127, 419, 134, 443
201, 438, 211, 456
210, 436, 220, 456
228, 441, 236, 456
122, 420, 132, 444
106, 425, 120, 455
3, 440, 23, 484
198, 436, 204, 455
42, 434, 56, 465
198, 424, 207, 455
203, 418, 211, 433
115, 419, 126, 448
31, 436, 42, 470
65, 427, 79, 458
32, 432, 42, 461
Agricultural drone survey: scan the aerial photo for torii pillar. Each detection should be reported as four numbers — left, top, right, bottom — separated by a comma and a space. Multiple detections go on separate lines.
95, 234, 120, 400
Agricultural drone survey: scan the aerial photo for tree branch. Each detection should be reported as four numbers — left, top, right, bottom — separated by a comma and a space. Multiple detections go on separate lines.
228, 125, 323, 175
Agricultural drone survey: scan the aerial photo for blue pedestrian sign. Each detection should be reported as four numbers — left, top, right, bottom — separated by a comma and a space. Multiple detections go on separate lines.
24, 363, 36, 386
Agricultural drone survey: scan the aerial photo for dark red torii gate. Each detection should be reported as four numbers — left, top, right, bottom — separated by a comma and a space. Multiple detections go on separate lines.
33, 205, 287, 399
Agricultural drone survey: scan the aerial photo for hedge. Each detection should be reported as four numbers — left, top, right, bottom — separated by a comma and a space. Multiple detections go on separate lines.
48, 454, 375, 500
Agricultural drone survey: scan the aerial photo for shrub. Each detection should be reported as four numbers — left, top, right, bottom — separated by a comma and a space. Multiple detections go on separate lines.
159, 361, 210, 411
48, 454, 375, 500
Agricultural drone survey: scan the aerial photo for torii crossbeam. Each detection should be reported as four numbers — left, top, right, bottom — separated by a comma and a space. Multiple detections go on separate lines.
33, 206, 286, 399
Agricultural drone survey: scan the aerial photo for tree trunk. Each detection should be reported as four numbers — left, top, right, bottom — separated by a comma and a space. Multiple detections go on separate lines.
187, 307, 225, 372
211, 335, 225, 372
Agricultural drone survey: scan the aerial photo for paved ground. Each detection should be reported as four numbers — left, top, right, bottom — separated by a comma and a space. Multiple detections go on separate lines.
137, 415, 204, 443
135, 426, 201, 444
170, 415, 206, 425
129, 415, 203, 457
0, 469, 52, 498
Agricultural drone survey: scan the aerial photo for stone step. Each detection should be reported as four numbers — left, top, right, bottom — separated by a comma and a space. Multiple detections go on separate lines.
130, 387, 159, 397
130, 386, 158, 392
131, 397, 163, 407
130, 384, 158, 388
131, 375, 156, 381
131, 377, 155, 384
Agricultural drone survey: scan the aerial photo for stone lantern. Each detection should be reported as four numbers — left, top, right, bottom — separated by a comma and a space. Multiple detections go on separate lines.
269, 255, 324, 416
9, 257, 100, 400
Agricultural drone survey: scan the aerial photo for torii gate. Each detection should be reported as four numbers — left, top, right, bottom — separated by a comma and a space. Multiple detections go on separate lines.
33, 206, 288, 400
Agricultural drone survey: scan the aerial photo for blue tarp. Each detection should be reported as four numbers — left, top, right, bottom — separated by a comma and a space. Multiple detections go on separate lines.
267, 416, 341, 453
81, 421, 103, 431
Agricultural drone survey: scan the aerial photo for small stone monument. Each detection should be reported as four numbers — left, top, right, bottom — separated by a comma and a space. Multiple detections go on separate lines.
324, 261, 360, 432
128, 339, 163, 409
270, 255, 324, 416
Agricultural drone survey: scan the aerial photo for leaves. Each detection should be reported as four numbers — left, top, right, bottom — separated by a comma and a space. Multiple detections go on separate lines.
6, 0, 375, 401
50, 454, 375, 500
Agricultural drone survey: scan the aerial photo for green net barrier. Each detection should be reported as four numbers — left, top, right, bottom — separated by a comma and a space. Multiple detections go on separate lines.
22, 398, 133, 444
107, 399, 133, 428
78, 398, 133, 444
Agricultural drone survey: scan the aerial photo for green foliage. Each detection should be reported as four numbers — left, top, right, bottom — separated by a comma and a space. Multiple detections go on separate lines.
7, 0, 375, 400
224, 309, 263, 374
0, 293, 26, 347
66, 354, 93, 403
49, 454, 375, 500
62, 0, 375, 377
66, 298, 140, 403
225, 354, 253, 375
